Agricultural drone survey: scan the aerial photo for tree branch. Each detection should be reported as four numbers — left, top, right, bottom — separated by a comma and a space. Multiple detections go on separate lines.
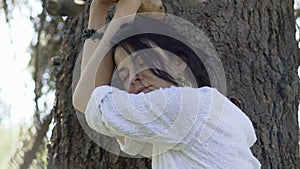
46, 0, 85, 16
20, 112, 53, 169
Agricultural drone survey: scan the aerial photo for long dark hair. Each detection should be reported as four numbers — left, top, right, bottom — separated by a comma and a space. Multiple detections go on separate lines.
110, 15, 211, 88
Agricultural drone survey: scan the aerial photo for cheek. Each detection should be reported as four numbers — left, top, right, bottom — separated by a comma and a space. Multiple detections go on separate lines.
123, 74, 137, 93
121, 80, 131, 92
128, 86, 136, 93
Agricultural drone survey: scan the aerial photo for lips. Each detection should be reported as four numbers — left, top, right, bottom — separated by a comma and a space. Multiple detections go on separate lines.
135, 86, 151, 94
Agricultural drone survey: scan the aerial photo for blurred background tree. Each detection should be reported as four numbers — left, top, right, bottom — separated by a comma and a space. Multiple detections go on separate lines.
0, 0, 64, 168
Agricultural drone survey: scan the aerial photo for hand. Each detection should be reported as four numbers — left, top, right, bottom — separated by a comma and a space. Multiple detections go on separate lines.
138, 0, 165, 13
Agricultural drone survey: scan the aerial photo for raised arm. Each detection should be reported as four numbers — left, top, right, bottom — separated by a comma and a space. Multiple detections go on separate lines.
80, 0, 113, 72
73, 0, 142, 113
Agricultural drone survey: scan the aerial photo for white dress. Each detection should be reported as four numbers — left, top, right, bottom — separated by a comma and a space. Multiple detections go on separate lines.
85, 85, 261, 169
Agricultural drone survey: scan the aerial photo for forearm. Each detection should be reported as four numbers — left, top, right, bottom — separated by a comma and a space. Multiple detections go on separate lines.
81, 3, 110, 72
73, 0, 141, 113
81, 0, 142, 78
81, 0, 141, 88
88, 2, 110, 29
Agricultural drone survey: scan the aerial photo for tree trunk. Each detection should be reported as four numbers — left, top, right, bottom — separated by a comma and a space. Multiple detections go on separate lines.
47, 0, 300, 169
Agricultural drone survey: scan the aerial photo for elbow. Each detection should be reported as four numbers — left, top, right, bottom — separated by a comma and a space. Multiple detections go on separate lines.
72, 88, 86, 113
73, 79, 95, 113
72, 91, 79, 111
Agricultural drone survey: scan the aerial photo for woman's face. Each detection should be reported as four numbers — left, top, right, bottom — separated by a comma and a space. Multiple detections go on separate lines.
114, 45, 173, 94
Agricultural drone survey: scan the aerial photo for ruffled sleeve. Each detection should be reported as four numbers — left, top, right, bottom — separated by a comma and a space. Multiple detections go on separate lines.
85, 85, 211, 146
84, 86, 153, 157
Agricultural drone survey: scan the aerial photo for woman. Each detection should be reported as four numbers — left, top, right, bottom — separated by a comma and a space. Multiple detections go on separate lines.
73, 0, 261, 168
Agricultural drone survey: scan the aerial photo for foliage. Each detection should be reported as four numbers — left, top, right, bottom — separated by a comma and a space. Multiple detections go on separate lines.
28, 0, 64, 116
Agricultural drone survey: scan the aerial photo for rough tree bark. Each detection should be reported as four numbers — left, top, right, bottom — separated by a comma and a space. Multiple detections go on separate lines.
47, 0, 300, 168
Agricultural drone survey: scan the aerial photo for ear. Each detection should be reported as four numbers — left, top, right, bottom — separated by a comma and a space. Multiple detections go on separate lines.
170, 56, 187, 76
174, 54, 187, 74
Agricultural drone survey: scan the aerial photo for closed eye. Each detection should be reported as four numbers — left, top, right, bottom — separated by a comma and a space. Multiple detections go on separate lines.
122, 74, 129, 82
118, 67, 129, 82
119, 72, 129, 82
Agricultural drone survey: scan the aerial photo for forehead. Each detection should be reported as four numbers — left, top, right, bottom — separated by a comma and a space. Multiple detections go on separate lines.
114, 45, 147, 71
114, 44, 178, 71
114, 39, 160, 67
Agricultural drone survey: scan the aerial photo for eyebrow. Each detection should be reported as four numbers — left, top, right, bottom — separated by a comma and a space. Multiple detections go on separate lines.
118, 66, 129, 76
118, 67, 126, 73
117, 56, 138, 75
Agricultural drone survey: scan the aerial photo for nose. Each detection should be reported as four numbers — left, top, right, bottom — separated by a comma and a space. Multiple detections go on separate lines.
130, 73, 143, 85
